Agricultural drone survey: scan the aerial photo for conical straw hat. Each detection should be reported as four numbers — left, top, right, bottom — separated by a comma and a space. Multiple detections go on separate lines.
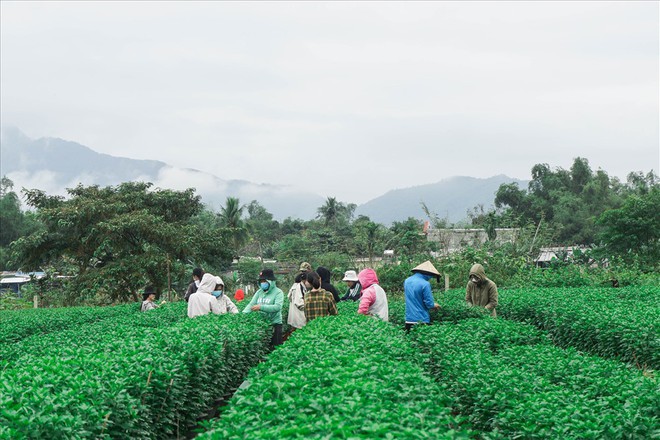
411, 261, 441, 277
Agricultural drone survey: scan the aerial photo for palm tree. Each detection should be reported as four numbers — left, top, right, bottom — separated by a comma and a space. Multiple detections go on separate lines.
218, 197, 248, 259
317, 197, 340, 226
317, 197, 356, 227
357, 220, 381, 266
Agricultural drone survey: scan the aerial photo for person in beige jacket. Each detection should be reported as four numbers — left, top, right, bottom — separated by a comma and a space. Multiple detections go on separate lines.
465, 263, 498, 317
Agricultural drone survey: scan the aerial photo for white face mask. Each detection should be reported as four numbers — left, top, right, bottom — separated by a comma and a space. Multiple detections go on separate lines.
470, 276, 480, 284
195, 280, 201, 287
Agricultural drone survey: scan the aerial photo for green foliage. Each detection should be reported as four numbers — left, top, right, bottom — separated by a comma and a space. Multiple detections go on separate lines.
409, 319, 659, 439
492, 158, 637, 245
595, 187, 660, 268
0, 177, 42, 270
236, 257, 263, 285
10, 182, 232, 303
244, 200, 281, 258
352, 216, 388, 266
198, 312, 473, 439
0, 303, 271, 439
0, 290, 32, 311
218, 197, 248, 259
316, 196, 355, 227
0, 177, 24, 248
390, 218, 433, 261
0, 303, 137, 345
499, 286, 660, 369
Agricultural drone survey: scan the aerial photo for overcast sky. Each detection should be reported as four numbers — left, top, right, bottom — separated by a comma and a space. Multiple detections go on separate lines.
1, 1, 658, 204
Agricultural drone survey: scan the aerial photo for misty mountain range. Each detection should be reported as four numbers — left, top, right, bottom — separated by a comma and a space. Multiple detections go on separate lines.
0, 127, 528, 224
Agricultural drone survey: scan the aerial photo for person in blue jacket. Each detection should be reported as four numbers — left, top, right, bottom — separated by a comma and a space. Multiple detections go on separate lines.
404, 261, 441, 331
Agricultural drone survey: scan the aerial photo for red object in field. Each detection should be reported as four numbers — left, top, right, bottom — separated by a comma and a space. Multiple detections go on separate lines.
234, 289, 245, 301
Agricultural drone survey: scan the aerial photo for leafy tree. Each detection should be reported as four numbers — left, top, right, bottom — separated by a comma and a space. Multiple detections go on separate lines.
0, 177, 25, 247
0, 177, 42, 270
353, 216, 385, 266
244, 200, 280, 258
316, 197, 355, 227
493, 158, 630, 245
596, 187, 660, 268
389, 217, 431, 261
625, 170, 658, 196
218, 197, 248, 259
10, 182, 232, 303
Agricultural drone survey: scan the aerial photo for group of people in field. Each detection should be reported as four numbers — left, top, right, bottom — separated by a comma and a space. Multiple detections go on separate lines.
140, 260, 498, 347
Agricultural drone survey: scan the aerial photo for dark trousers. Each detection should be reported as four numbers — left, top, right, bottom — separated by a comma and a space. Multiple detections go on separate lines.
405, 322, 431, 332
271, 324, 283, 347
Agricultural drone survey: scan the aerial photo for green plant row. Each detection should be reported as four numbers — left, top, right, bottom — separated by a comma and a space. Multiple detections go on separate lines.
409, 319, 659, 439
198, 312, 474, 439
498, 286, 660, 369
0, 302, 138, 345
385, 289, 494, 328
0, 309, 272, 439
0, 303, 190, 369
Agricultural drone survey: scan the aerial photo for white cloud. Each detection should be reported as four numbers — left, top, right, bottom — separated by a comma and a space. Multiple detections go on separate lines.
1, 1, 658, 204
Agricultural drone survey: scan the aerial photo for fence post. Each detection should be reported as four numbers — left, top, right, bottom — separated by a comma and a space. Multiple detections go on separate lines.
33, 294, 39, 308
444, 274, 449, 292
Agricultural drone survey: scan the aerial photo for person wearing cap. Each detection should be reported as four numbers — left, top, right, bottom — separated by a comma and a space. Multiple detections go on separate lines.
357, 268, 388, 321
184, 267, 204, 302
286, 264, 309, 332
404, 261, 441, 331
299, 261, 312, 275
316, 266, 340, 303
303, 271, 337, 322
211, 276, 239, 314
188, 273, 223, 318
339, 270, 362, 302
465, 263, 498, 317
243, 268, 284, 347
141, 286, 163, 312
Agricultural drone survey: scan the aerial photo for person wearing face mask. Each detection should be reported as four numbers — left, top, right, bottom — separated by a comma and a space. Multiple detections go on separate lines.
211, 276, 239, 314
465, 263, 498, 317
404, 261, 441, 331
188, 273, 223, 318
242, 269, 284, 347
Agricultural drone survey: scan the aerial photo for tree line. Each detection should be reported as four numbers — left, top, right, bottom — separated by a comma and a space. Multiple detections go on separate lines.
0, 157, 658, 305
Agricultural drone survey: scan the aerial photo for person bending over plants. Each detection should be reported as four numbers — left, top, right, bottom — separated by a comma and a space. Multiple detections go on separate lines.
465, 263, 498, 317
303, 271, 337, 323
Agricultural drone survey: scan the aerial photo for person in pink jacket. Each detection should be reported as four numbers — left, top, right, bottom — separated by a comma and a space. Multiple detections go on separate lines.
357, 268, 389, 321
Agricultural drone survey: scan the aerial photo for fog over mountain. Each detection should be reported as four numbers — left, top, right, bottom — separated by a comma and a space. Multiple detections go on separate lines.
1, 127, 528, 223
0, 127, 325, 220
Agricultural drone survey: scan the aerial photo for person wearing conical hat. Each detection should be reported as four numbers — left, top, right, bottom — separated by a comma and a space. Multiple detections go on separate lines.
403, 261, 441, 331
465, 263, 498, 317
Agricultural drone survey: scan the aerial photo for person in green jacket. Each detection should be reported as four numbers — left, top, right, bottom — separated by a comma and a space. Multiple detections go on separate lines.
465, 263, 498, 317
243, 268, 284, 347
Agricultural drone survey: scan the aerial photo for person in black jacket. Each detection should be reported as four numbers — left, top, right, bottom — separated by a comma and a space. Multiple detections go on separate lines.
184, 267, 204, 302
316, 266, 340, 303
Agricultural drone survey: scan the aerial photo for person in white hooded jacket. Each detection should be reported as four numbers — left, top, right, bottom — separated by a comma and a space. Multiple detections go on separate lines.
188, 273, 224, 318
211, 276, 239, 314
